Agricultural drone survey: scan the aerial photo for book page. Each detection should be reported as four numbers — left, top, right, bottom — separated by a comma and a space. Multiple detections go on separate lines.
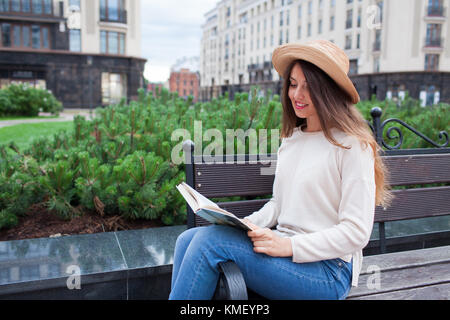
177, 182, 253, 231
176, 183, 200, 212
179, 182, 220, 210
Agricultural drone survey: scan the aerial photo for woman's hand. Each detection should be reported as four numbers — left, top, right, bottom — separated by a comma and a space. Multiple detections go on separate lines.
242, 219, 293, 258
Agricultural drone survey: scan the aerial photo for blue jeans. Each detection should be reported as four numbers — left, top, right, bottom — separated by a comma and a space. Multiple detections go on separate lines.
169, 225, 352, 300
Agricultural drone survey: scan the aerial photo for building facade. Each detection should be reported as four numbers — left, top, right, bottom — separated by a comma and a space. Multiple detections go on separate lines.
0, 0, 145, 108
169, 68, 200, 102
200, 0, 450, 105
169, 56, 200, 102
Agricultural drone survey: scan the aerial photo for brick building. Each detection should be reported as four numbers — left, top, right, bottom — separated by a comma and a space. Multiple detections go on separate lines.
169, 68, 200, 102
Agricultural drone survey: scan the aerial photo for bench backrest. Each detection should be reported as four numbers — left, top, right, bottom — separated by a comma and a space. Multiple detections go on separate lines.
183, 139, 450, 253
184, 145, 450, 224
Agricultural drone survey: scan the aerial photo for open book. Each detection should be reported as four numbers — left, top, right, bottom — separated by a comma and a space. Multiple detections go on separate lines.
176, 182, 253, 231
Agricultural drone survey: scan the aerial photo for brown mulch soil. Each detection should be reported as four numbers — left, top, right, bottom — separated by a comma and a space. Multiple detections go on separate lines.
0, 204, 165, 241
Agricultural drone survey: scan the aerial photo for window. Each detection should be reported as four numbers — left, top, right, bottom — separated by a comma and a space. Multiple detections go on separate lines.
0, 0, 9, 11
43, 0, 51, 14
31, 24, 40, 48
373, 57, 380, 73
346, 9, 353, 29
13, 25, 20, 46
23, 25, 30, 46
100, 30, 125, 55
349, 59, 358, 75
1, 23, 48, 49
100, 0, 126, 23
69, 0, 80, 10
41, 25, 48, 48
102, 72, 127, 105
425, 54, 439, 71
1, 23, 10, 47
69, 29, 81, 51
345, 34, 352, 49
32, 0, 42, 14
427, 0, 443, 16
426, 24, 441, 47
0, 0, 54, 14
12, 0, 19, 11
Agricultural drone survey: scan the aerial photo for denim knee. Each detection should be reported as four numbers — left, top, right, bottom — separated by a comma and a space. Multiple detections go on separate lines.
175, 227, 202, 250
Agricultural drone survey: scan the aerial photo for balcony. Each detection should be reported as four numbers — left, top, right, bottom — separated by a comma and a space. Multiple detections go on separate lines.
425, 37, 443, 48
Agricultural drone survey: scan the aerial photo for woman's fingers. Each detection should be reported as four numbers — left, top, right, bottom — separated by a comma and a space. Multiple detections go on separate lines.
248, 227, 271, 239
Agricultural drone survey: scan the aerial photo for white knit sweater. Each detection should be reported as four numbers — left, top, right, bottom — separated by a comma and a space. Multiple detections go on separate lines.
245, 125, 376, 287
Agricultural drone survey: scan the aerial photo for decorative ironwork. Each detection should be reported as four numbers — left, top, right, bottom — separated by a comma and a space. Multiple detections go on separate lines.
381, 118, 449, 150
370, 107, 449, 150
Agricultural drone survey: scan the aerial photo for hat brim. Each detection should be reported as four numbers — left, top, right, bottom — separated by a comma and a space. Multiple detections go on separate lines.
272, 44, 360, 104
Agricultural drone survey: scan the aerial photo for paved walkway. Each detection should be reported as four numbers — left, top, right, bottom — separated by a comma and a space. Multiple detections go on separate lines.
0, 109, 94, 128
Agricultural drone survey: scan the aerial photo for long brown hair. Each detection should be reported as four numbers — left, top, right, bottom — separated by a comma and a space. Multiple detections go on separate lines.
281, 60, 393, 208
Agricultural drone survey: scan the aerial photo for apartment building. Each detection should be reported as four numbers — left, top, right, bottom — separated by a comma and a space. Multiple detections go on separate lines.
169, 68, 200, 102
169, 56, 200, 102
200, 0, 450, 105
0, 0, 145, 108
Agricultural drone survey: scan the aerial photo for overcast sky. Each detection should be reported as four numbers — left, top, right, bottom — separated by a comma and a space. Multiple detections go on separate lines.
141, 0, 218, 83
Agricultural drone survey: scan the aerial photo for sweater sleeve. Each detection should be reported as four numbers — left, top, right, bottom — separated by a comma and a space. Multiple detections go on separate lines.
244, 141, 283, 229
290, 137, 376, 263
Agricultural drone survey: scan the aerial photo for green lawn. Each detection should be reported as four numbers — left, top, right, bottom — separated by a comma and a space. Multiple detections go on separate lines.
0, 121, 73, 151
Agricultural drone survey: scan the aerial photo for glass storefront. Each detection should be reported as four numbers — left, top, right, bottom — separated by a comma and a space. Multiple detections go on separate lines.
101, 72, 127, 105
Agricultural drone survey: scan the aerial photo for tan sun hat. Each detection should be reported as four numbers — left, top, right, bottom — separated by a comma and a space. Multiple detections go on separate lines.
272, 39, 360, 104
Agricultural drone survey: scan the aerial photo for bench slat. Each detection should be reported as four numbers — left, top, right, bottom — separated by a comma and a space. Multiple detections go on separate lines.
193, 154, 450, 198
383, 154, 450, 186
194, 162, 275, 197
359, 245, 450, 274
348, 282, 450, 300
347, 245, 450, 299
193, 186, 450, 226
374, 186, 450, 222
348, 261, 450, 299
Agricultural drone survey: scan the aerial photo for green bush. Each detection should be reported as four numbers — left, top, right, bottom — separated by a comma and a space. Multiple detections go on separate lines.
0, 83, 62, 117
0, 86, 448, 231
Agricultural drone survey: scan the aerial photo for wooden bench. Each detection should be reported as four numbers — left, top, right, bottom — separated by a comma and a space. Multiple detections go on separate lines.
347, 245, 450, 299
181, 109, 450, 300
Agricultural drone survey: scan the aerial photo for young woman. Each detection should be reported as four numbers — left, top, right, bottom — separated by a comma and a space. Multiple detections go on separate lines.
169, 40, 392, 300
